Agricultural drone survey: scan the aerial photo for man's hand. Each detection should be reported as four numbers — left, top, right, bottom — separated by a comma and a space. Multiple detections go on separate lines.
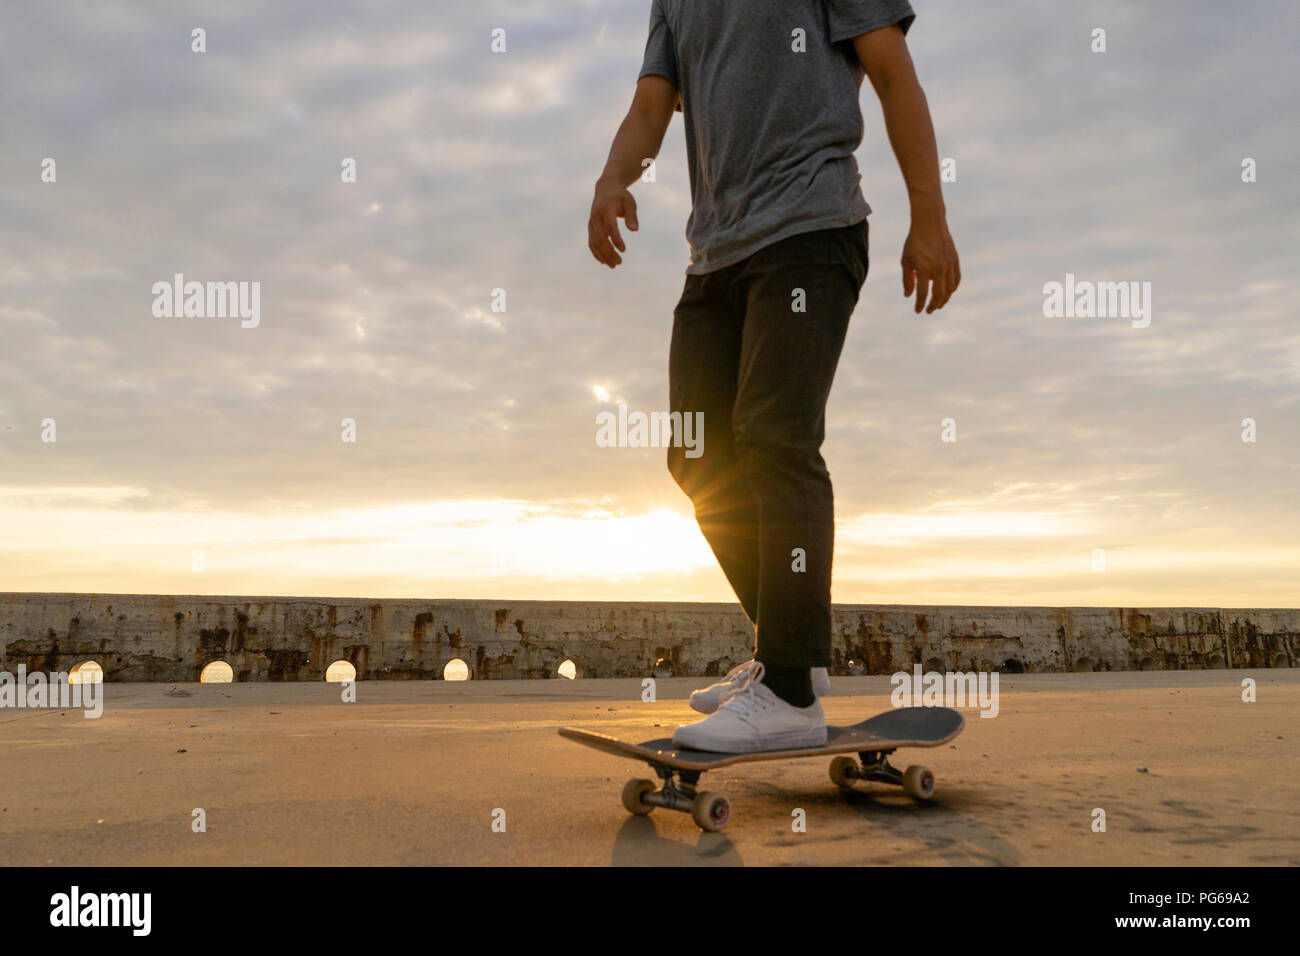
589, 178, 639, 269
901, 210, 960, 313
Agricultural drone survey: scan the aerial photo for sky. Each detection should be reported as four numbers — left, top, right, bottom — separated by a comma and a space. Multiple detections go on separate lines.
1, 0, 1297, 607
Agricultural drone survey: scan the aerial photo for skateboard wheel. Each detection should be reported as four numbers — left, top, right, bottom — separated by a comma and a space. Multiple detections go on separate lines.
621, 778, 656, 815
691, 791, 730, 832
829, 755, 858, 787
902, 765, 935, 800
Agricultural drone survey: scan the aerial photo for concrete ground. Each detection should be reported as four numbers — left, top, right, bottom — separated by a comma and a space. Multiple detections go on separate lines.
2, 671, 1297, 866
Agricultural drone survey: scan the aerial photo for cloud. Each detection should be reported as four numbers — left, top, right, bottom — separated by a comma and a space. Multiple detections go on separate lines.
1, 0, 1296, 604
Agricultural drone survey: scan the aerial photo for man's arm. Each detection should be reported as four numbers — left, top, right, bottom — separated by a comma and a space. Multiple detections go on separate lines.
588, 75, 679, 269
852, 25, 960, 313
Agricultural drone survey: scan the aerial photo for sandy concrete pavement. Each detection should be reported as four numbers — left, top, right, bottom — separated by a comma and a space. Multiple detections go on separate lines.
1, 671, 1296, 866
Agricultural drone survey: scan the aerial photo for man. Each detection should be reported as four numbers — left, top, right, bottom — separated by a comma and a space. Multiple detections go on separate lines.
587, 0, 959, 752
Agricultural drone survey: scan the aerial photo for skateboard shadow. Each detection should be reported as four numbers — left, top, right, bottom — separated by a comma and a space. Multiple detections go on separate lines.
610, 816, 745, 866
832, 787, 1019, 866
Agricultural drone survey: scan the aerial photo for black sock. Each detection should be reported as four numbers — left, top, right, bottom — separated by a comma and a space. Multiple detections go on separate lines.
761, 665, 814, 708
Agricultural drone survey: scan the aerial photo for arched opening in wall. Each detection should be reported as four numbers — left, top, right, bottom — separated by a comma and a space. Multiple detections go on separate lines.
1270, 653, 1290, 668
325, 660, 357, 682
557, 659, 579, 680
1205, 652, 1226, 669
200, 661, 234, 684
924, 657, 946, 673
68, 661, 103, 684
1001, 658, 1025, 674
1139, 656, 1159, 671
652, 657, 673, 678
846, 658, 866, 676
1073, 657, 1094, 672
443, 659, 470, 681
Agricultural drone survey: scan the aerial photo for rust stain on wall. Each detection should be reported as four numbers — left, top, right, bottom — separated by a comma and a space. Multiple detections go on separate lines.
412, 611, 433, 653
0, 596, 1295, 683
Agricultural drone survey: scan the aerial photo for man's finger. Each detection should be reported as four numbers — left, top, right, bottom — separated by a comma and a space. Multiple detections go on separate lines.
587, 217, 605, 259
604, 212, 625, 253
927, 273, 949, 313
624, 195, 639, 232
901, 262, 915, 296
588, 220, 612, 266
940, 264, 958, 307
591, 215, 624, 267
914, 273, 931, 313
600, 230, 623, 267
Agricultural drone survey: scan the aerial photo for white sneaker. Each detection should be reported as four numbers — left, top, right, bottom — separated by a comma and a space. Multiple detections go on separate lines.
689, 660, 831, 714
674, 662, 828, 753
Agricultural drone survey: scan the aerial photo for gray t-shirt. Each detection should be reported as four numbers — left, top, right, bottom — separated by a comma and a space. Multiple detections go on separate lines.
639, 0, 915, 274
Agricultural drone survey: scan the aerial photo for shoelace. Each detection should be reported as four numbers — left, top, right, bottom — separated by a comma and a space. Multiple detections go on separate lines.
718, 660, 755, 685
718, 660, 768, 717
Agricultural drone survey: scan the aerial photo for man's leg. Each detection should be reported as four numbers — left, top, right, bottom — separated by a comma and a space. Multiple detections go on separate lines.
731, 221, 869, 697
667, 266, 761, 625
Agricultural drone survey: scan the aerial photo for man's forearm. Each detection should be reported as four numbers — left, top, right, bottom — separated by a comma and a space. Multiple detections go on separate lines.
876, 79, 946, 219
589, 79, 675, 268
597, 109, 667, 188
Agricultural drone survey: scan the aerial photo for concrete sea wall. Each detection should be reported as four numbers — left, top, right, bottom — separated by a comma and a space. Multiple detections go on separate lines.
0, 593, 1295, 681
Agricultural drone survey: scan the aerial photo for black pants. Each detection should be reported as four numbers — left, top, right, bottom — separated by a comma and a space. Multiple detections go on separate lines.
667, 220, 869, 669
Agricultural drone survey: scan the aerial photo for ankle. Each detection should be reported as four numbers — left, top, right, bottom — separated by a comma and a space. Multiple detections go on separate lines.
759, 664, 814, 708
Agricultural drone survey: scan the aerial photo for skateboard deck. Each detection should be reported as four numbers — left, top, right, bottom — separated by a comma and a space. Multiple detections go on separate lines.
559, 705, 964, 832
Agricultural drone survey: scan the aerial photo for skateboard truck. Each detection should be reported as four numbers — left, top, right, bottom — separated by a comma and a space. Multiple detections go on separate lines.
829, 749, 935, 799
623, 765, 731, 832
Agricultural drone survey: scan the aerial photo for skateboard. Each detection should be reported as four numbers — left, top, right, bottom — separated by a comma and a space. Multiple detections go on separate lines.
559, 705, 964, 832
